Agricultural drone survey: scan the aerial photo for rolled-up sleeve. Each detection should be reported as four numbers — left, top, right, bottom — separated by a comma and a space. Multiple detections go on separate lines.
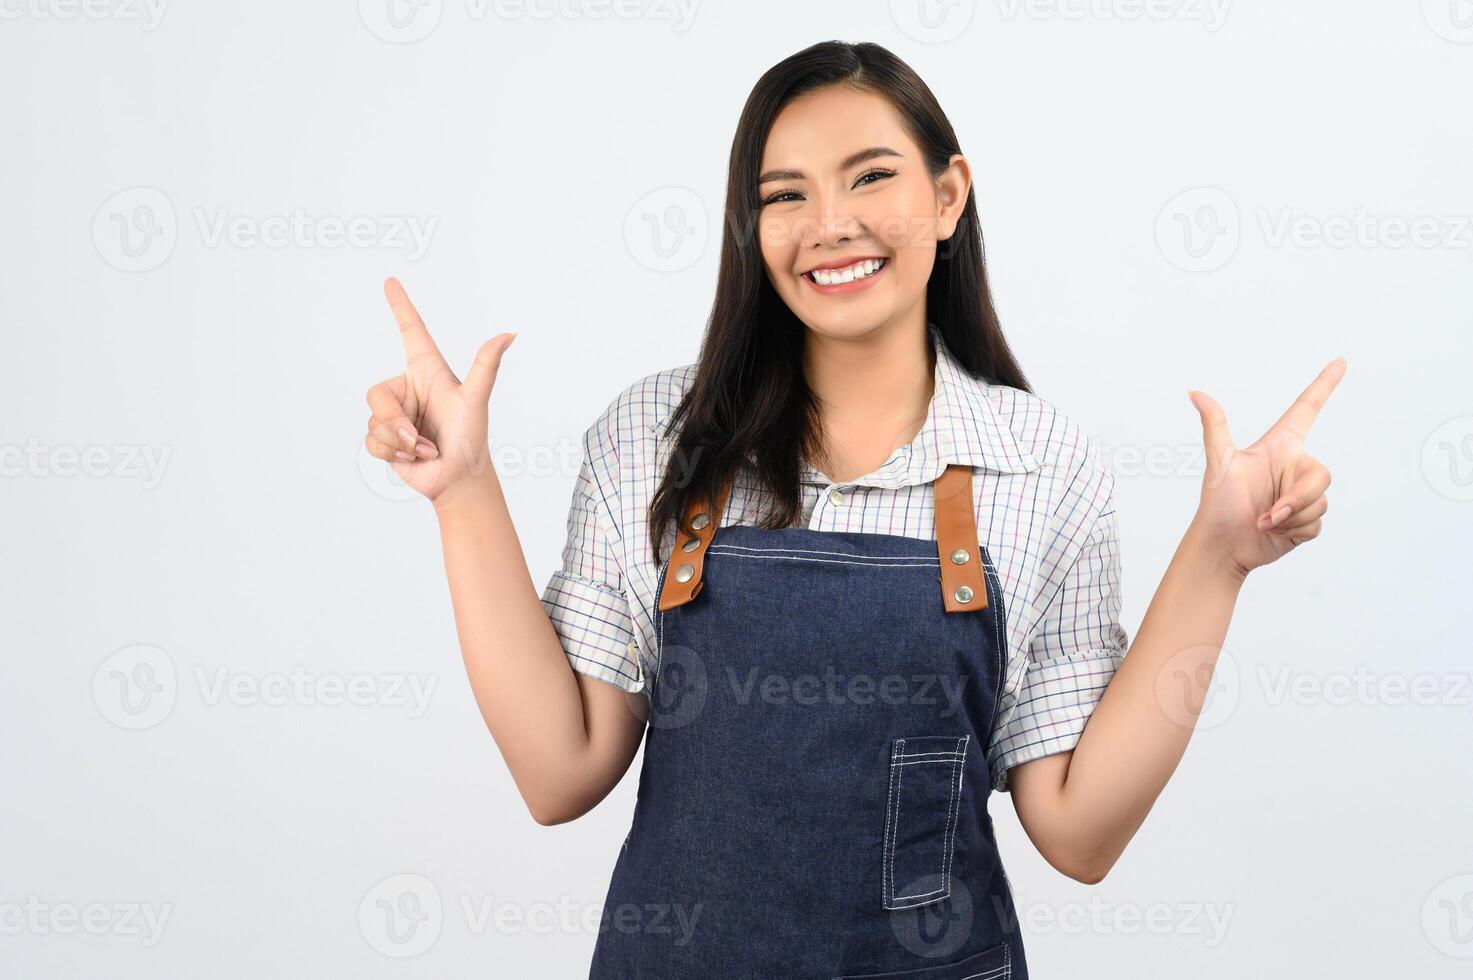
989, 455, 1129, 791
539, 420, 643, 693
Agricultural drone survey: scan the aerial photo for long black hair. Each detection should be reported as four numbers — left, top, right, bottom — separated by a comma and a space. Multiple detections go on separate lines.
646, 40, 1031, 569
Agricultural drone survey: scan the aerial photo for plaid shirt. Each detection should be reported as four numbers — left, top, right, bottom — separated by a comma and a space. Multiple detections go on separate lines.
540, 324, 1128, 792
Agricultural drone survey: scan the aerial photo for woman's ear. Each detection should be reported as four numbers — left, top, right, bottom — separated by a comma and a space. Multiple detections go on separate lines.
935, 153, 973, 242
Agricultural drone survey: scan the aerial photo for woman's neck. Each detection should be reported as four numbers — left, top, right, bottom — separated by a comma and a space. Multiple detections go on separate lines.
801, 318, 935, 484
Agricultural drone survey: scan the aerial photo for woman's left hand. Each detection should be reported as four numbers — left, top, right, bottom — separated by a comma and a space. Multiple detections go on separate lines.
1187, 358, 1347, 580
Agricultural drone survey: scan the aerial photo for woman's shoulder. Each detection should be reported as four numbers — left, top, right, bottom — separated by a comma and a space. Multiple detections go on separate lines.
578, 360, 699, 461
983, 381, 1113, 496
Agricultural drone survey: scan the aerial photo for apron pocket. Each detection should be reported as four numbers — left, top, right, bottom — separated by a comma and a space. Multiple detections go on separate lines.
833, 938, 1011, 980
882, 734, 970, 911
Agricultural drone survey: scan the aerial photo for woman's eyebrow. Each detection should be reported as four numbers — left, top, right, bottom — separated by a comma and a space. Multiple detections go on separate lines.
757, 146, 903, 184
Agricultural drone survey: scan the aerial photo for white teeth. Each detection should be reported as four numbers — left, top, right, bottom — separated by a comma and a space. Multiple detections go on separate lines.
809, 258, 885, 285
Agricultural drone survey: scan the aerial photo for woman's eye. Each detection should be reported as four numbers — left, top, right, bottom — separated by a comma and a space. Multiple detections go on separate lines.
759, 170, 894, 206
856, 168, 895, 187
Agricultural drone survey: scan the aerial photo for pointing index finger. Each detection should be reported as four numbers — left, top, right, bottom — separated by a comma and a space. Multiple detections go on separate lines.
383, 276, 443, 364
1270, 357, 1347, 441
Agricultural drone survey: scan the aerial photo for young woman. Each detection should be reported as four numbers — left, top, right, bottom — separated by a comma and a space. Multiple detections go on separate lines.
362, 40, 1343, 980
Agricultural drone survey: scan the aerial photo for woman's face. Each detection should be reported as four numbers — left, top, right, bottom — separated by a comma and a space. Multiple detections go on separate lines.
756, 85, 971, 342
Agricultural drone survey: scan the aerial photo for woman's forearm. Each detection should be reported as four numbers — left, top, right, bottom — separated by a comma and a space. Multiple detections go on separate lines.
1011, 518, 1245, 880
432, 471, 645, 823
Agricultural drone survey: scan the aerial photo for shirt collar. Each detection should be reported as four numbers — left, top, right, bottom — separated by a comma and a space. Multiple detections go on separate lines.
653, 322, 1040, 487
915, 321, 1040, 479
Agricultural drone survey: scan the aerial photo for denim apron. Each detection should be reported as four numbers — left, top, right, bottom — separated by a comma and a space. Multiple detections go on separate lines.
589, 464, 1028, 980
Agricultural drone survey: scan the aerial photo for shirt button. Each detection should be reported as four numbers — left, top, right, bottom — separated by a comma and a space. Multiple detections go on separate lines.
827, 487, 846, 505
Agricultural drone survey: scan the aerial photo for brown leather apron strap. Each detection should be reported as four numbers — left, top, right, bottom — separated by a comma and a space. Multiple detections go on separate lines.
657, 462, 986, 613
657, 470, 736, 612
934, 463, 988, 611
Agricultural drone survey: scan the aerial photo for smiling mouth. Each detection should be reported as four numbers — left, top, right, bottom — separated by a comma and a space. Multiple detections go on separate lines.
803, 257, 888, 286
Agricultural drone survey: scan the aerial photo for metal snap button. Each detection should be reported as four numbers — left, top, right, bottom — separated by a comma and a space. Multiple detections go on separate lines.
675, 563, 695, 583
954, 585, 974, 603
691, 512, 710, 530
681, 536, 701, 552
950, 548, 970, 565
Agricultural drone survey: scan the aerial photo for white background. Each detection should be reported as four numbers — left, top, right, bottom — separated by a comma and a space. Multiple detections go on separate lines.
3, 1, 1471, 977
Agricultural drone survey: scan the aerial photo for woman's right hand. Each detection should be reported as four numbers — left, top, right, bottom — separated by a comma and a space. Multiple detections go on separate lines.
363, 277, 517, 503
